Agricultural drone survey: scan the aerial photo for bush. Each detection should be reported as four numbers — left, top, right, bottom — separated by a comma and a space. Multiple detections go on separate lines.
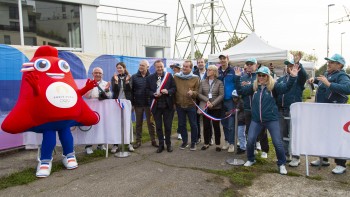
302, 89, 311, 101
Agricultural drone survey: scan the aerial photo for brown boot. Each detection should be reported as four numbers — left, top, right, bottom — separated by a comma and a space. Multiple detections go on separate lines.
151, 140, 159, 147
133, 141, 141, 149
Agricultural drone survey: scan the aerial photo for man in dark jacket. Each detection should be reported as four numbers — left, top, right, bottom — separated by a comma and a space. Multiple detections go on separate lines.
146, 60, 176, 153
131, 60, 158, 149
309, 54, 350, 174
277, 58, 308, 167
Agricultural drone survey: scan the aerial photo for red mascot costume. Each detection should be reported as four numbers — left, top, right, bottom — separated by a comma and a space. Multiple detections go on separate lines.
1, 45, 99, 177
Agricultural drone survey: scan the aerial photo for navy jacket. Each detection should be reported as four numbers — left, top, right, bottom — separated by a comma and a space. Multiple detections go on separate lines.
276, 64, 308, 109
131, 70, 151, 107
237, 72, 256, 111
235, 75, 296, 122
314, 70, 350, 104
146, 72, 176, 113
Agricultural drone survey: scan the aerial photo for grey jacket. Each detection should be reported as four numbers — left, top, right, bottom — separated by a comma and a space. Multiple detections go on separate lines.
197, 78, 224, 109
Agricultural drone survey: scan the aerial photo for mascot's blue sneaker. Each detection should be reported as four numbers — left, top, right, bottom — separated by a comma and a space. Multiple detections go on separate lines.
36, 159, 52, 178
62, 153, 78, 170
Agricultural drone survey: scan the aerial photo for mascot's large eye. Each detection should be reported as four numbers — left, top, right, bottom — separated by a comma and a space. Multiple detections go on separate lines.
58, 60, 70, 73
34, 58, 51, 72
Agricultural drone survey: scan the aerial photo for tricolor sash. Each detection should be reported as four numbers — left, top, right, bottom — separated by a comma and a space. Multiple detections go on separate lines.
193, 100, 235, 121
150, 72, 171, 110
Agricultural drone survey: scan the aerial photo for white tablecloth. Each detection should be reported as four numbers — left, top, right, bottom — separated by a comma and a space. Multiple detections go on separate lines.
23, 99, 133, 146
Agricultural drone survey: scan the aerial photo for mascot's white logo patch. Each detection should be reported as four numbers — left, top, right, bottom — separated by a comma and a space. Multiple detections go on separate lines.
46, 82, 77, 108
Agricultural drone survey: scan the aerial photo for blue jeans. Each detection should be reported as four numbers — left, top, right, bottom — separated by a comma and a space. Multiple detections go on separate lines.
177, 106, 198, 145
247, 120, 286, 166
221, 99, 235, 144
237, 125, 246, 150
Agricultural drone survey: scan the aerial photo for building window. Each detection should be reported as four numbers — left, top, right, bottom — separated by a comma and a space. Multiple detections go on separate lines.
146, 47, 164, 58
0, 1, 81, 48
9, 6, 19, 19
4, 35, 11, 44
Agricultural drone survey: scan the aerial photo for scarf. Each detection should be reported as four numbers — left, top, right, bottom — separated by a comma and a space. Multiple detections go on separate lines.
175, 71, 198, 80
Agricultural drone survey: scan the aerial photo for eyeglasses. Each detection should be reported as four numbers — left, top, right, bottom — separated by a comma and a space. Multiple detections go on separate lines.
258, 74, 267, 77
246, 63, 254, 66
327, 61, 337, 64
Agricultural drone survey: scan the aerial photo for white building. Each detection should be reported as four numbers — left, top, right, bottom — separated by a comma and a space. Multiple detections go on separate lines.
0, 0, 170, 58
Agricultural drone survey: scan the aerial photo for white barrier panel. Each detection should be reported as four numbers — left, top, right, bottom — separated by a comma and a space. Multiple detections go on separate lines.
24, 99, 133, 146
290, 102, 350, 159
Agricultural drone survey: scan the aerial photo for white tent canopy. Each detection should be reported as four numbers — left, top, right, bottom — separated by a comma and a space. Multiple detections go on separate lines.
208, 32, 288, 67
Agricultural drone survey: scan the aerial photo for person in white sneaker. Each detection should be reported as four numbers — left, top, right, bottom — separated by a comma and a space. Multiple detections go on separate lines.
235, 65, 300, 175
308, 54, 350, 174
84, 67, 111, 154
277, 55, 308, 167
197, 65, 223, 151
111, 62, 134, 153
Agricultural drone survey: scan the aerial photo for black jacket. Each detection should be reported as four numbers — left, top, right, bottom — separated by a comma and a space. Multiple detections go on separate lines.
131, 70, 151, 107
146, 72, 176, 113
111, 75, 132, 100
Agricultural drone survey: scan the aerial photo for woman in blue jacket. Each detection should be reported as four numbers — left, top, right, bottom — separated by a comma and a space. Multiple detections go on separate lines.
234, 65, 299, 175
309, 54, 350, 174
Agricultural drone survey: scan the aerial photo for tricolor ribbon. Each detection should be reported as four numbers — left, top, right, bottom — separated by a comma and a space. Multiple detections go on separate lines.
150, 72, 170, 110
193, 100, 235, 121
115, 99, 124, 109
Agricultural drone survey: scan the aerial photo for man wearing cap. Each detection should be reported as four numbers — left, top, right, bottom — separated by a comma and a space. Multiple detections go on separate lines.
309, 53, 350, 174
193, 58, 207, 144
170, 63, 182, 140
276, 58, 308, 167
131, 60, 158, 149
217, 54, 236, 152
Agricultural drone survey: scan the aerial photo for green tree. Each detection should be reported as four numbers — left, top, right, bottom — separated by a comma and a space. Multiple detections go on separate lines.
187, 50, 203, 60
223, 35, 246, 50
289, 50, 318, 62
315, 63, 327, 76
345, 66, 350, 74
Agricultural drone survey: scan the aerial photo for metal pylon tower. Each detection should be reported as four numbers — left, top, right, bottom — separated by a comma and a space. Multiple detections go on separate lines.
173, 0, 255, 59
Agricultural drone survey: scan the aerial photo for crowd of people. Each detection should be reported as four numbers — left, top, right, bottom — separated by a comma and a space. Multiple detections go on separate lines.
86, 53, 349, 175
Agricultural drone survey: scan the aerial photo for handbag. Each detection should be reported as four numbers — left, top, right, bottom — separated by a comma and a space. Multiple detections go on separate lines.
97, 85, 109, 100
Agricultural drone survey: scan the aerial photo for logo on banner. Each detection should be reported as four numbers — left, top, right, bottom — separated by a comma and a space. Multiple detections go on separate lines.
343, 121, 350, 133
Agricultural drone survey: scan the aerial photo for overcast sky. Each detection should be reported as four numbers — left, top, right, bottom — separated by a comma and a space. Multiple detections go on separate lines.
100, 0, 350, 68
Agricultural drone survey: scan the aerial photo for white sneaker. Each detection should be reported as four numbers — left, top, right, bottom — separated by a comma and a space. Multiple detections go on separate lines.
310, 159, 330, 166
279, 165, 288, 175
128, 144, 134, 152
86, 147, 93, 155
261, 152, 268, 159
289, 158, 300, 167
111, 145, 118, 153
97, 144, 106, 150
222, 141, 229, 150
62, 154, 78, 170
332, 165, 346, 174
256, 142, 261, 151
177, 134, 182, 140
209, 138, 214, 146
36, 160, 52, 178
244, 160, 256, 167
228, 144, 234, 153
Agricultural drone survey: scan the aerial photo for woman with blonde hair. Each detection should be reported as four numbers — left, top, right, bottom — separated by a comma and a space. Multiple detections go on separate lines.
234, 65, 299, 175
197, 65, 224, 151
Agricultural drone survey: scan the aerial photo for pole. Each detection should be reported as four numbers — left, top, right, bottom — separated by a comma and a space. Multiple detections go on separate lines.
210, 1, 215, 54
327, 4, 335, 57
226, 109, 245, 166
18, 0, 24, 46
115, 100, 130, 158
190, 4, 194, 60
341, 32, 345, 55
